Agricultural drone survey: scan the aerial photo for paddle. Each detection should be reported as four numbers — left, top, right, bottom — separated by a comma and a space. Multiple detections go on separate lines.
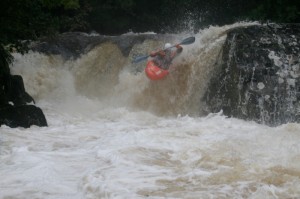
132, 36, 195, 64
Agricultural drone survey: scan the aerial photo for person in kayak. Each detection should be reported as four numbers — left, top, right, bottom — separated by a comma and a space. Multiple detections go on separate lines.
150, 43, 183, 70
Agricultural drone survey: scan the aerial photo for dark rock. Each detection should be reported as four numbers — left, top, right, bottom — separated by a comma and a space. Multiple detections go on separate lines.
30, 32, 176, 59
205, 24, 300, 126
0, 72, 47, 128
0, 104, 47, 128
5, 75, 35, 106
30, 32, 108, 59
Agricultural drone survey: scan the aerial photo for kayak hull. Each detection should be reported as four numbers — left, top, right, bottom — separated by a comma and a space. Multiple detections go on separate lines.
145, 60, 169, 80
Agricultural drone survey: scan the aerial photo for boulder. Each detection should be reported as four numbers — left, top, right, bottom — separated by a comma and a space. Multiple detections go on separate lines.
0, 67, 47, 128
205, 24, 300, 126
5, 75, 35, 106
0, 104, 47, 128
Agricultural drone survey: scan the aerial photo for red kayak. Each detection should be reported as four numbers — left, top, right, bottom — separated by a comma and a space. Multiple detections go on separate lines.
145, 60, 169, 80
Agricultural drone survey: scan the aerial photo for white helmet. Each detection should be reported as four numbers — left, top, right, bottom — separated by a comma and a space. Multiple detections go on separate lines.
164, 43, 172, 49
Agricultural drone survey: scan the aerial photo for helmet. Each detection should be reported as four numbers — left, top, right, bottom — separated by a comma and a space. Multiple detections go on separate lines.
164, 43, 172, 49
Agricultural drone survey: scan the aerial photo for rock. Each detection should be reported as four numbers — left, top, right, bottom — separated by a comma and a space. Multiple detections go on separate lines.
30, 32, 108, 59
205, 24, 300, 126
0, 104, 47, 128
0, 71, 47, 128
5, 75, 35, 105
30, 32, 175, 59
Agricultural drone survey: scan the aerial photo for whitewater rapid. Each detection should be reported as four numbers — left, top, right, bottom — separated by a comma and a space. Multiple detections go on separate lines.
1, 23, 300, 199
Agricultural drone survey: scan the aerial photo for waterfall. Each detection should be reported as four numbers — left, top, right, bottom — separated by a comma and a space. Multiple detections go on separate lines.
10, 22, 258, 117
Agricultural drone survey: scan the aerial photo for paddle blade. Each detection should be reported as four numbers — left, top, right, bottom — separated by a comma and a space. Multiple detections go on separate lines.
132, 55, 149, 63
179, 36, 195, 45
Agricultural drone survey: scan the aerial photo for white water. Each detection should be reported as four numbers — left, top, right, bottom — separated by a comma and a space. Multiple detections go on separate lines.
1, 23, 300, 199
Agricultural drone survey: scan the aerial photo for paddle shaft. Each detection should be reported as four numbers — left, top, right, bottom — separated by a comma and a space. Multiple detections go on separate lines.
132, 36, 195, 63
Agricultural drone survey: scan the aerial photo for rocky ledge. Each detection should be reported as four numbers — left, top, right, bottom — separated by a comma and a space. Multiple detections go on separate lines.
205, 23, 300, 126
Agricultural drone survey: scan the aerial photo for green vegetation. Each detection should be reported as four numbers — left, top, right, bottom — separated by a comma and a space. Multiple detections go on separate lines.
0, 0, 299, 72
87, 0, 299, 34
249, 0, 299, 23
0, 0, 88, 73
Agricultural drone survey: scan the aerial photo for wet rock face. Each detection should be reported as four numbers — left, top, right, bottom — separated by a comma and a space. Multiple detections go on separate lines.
0, 104, 47, 128
30, 32, 174, 59
0, 74, 48, 128
205, 24, 300, 126
30, 32, 108, 59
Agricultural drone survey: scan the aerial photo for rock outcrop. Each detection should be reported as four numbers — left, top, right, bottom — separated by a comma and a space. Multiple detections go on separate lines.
0, 49, 48, 128
205, 24, 300, 126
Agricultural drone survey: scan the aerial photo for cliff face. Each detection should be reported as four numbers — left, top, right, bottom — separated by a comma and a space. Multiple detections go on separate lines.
205, 24, 300, 126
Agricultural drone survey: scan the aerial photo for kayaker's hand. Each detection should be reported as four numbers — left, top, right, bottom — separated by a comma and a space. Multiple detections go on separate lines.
158, 51, 166, 57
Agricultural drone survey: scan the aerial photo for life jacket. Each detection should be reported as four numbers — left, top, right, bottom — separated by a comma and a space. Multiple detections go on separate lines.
153, 50, 173, 69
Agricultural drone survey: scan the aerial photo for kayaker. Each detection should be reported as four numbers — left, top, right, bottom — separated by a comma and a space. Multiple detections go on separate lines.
150, 43, 183, 70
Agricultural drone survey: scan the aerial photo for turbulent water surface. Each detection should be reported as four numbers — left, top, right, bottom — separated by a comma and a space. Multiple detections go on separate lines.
1, 23, 300, 199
